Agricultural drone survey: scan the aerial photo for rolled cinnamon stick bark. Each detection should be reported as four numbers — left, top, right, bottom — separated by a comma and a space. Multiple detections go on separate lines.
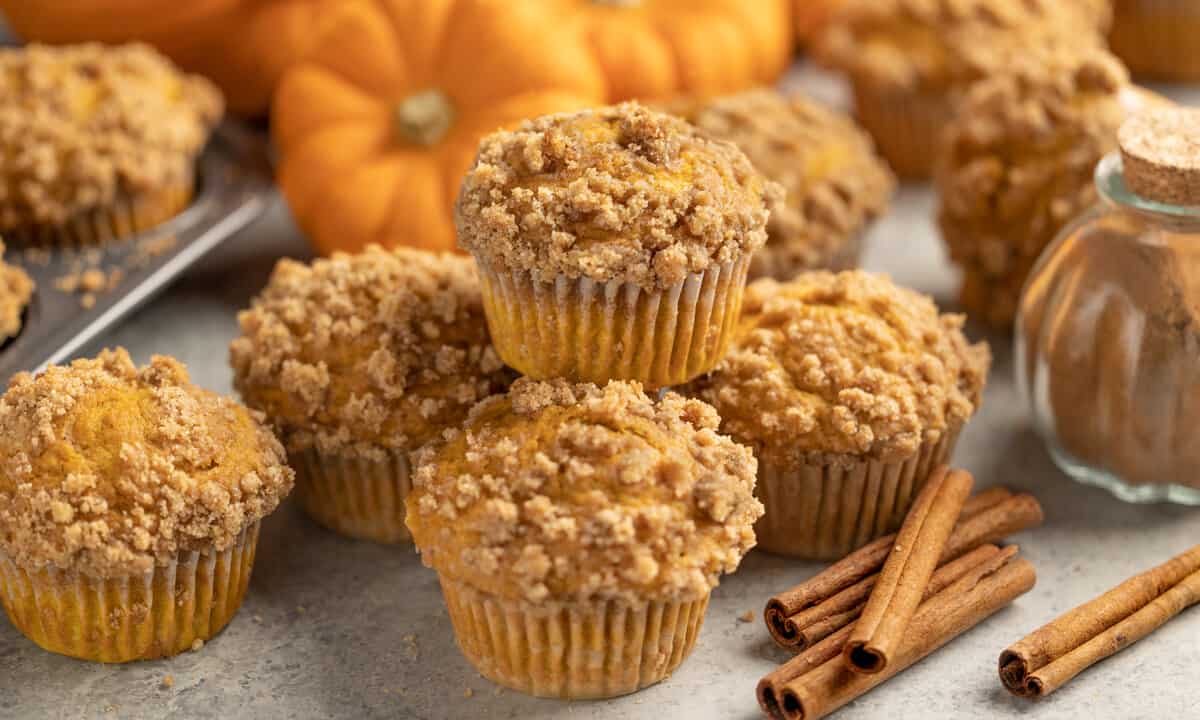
1000, 544, 1200, 699
764, 483, 1043, 652
842, 467, 974, 673
760, 546, 1036, 720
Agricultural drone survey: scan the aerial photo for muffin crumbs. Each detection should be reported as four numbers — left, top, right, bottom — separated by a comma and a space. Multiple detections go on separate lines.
230, 247, 513, 458
455, 103, 774, 289
0, 349, 293, 578
690, 272, 990, 468
0, 43, 223, 230
406, 378, 763, 605
0, 241, 34, 340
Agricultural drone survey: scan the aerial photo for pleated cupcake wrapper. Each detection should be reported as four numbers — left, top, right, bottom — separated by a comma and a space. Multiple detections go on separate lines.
0, 522, 259, 663
477, 257, 750, 389
291, 446, 413, 544
753, 428, 960, 560
1110, 0, 1200, 81
439, 575, 709, 699
852, 83, 950, 180
4, 179, 194, 249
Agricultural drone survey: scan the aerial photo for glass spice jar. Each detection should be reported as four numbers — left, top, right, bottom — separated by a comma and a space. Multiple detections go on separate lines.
1016, 108, 1200, 505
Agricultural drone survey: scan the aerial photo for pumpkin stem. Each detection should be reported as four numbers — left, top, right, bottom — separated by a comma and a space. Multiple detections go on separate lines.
395, 90, 455, 147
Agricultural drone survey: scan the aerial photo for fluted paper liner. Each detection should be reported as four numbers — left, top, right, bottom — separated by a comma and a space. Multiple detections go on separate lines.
439, 575, 710, 699
852, 84, 949, 180
5, 179, 193, 249
1110, 0, 1200, 82
0, 521, 258, 663
477, 256, 750, 389
754, 428, 960, 560
291, 446, 412, 544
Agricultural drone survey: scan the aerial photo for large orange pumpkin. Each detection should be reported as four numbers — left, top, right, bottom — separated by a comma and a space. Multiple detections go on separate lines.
0, 0, 324, 115
272, 0, 606, 256
544, 0, 794, 101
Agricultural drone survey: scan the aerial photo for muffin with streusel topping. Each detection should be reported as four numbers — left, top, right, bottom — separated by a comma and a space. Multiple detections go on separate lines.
666, 88, 895, 280
0, 43, 222, 247
406, 378, 763, 699
690, 272, 990, 559
938, 48, 1165, 328
0, 241, 34, 341
0, 349, 292, 662
455, 102, 775, 389
230, 246, 514, 543
818, 0, 1111, 178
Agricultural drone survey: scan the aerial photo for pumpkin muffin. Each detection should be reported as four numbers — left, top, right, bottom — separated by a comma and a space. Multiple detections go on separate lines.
1110, 0, 1200, 82
0, 349, 292, 662
938, 48, 1163, 328
818, 0, 1111, 178
456, 102, 775, 389
0, 43, 223, 248
0, 241, 34, 341
406, 378, 762, 699
667, 89, 895, 280
230, 247, 514, 544
690, 272, 990, 560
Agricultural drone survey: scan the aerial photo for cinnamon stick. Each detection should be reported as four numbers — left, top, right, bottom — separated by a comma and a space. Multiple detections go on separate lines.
765, 483, 1043, 652
1000, 544, 1200, 699
758, 545, 1036, 720
842, 467, 974, 673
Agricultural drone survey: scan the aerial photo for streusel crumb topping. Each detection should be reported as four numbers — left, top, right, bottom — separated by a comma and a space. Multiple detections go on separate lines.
0, 241, 33, 340
406, 378, 763, 604
230, 247, 513, 458
667, 89, 894, 279
0, 43, 223, 230
0, 349, 293, 578
455, 102, 774, 289
819, 0, 1110, 92
938, 48, 1138, 327
691, 272, 990, 467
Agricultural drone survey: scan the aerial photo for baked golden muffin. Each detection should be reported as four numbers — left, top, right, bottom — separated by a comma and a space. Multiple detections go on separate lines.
938, 48, 1163, 328
667, 88, 895, 280
456, 102, 775, 389
818, 0, 1111, 178
690, 272, 990, 560
0, 349, 292, 662
0, 241, 34, 341
230, 247, 514, 544
1111, 0, 1200, 81
406, 378, 763, 699
0, 43, 223, 248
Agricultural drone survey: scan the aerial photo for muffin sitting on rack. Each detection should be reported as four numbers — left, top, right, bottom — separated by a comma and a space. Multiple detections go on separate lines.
0, 241, 33, 342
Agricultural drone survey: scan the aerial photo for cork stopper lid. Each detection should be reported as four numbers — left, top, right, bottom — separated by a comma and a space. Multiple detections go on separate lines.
1119, 108, 1200, 207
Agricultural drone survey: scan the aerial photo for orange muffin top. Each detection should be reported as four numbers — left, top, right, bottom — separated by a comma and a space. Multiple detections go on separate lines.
667, 88, 894, 279
0, 349, 292, 578
0, 241, 33, 340
230, 247, 513, 459
455, 102, 775, 289
691, 272, 990, 468
406, 378, 763, 604
819, 0, 1110, 93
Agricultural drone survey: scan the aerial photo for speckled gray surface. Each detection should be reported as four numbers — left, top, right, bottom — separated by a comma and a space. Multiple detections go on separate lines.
1, 65, 1199, 720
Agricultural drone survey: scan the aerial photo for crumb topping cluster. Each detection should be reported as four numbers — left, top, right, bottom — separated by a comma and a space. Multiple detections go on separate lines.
406, 378, 763, 604
0, 349, 293, 577
0, 241, 33, 340
455, 103, 773, 290
819, 0, 1111, 92
667, 89, 894, 279
938, 48, 1136, 327
0, 43, 223, 230
691, 272, 990, 467
231, 247, 513, 458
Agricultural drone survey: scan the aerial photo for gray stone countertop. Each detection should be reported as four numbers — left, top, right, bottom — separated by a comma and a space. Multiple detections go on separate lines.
1, 66, 1199, 720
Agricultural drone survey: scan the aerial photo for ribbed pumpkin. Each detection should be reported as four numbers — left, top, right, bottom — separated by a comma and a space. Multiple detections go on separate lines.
551, 0, 794, 101
0, 0, 322, 115
272, 0, 606, 256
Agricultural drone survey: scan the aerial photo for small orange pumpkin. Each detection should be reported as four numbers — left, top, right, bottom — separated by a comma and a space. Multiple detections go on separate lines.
0, 0, 323, 115
272, 0, 606, 256
544, 0, 795, 102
